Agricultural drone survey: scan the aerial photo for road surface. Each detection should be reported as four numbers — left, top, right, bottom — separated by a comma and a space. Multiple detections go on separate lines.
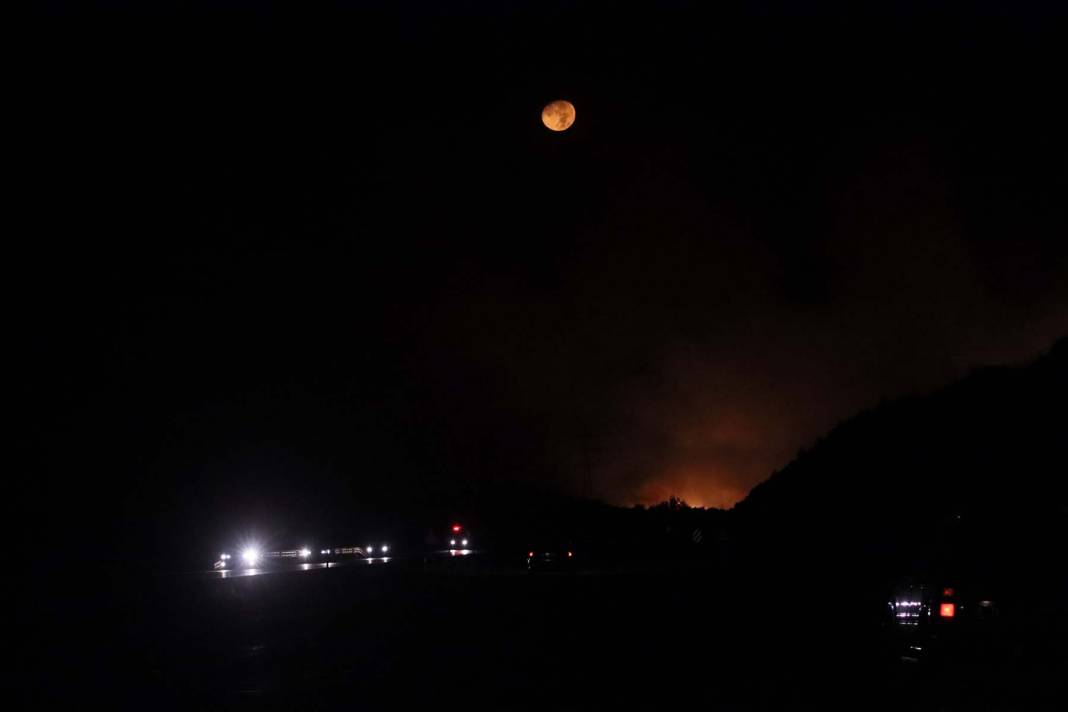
26, 557, 1066, 709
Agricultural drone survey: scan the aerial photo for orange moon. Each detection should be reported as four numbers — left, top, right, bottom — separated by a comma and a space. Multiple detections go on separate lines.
541, 100, 576, 131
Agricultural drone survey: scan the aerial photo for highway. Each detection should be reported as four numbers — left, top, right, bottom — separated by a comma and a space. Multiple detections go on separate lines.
198, 549, 479, 578
31, 554, 1063, 710
210, 557, 395, 578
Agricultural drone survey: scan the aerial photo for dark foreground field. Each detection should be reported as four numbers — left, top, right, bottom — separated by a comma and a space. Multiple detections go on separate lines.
26, 556, 1064, 710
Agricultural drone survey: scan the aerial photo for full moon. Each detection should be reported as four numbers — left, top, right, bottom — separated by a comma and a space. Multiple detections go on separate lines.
541, 100, 576, 132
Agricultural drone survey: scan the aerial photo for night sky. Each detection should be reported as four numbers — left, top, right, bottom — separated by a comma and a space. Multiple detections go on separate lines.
18, 2, 1067, 547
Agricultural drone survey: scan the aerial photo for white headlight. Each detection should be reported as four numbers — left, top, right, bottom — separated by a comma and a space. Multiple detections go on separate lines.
242, 547, 261, 565
381, 544, 389, 553
300, 548, 311, 558
366, 546, 374, 554
450, 539, 456, 546
461, 539, 468, 547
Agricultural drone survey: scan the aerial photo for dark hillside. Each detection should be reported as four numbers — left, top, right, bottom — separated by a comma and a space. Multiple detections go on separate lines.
734, 337, 1067, 590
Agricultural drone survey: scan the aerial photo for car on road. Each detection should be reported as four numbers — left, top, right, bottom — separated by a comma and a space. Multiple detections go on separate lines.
526, 544, 576, 573
318, 546, 368, 564
886, 579, 1002, 662
215, 546, 318, 570
364, 542, 392, 559
446, 523, 473, 553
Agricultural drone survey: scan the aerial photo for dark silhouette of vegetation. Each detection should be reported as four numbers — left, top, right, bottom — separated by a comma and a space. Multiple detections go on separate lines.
733, 336, 1067, 598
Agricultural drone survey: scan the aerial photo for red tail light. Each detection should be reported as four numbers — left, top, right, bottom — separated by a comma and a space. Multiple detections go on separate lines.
939, 602, 955, 618
528, 551, 534, 558
942, 587, 955, 597
452, 524, 462, 532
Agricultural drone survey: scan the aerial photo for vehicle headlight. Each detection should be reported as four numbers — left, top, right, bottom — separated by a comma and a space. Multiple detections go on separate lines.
366, 546, 374, 554
461, 539, 468, 547
381, 544, 389, 553
242, 547, 261, 565
450, 539, 456, 546
299, 548, 311, 558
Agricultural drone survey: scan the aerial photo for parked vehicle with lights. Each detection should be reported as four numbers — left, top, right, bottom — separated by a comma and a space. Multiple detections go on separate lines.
526, 543, 576, 573
886, 579, 1002, 662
